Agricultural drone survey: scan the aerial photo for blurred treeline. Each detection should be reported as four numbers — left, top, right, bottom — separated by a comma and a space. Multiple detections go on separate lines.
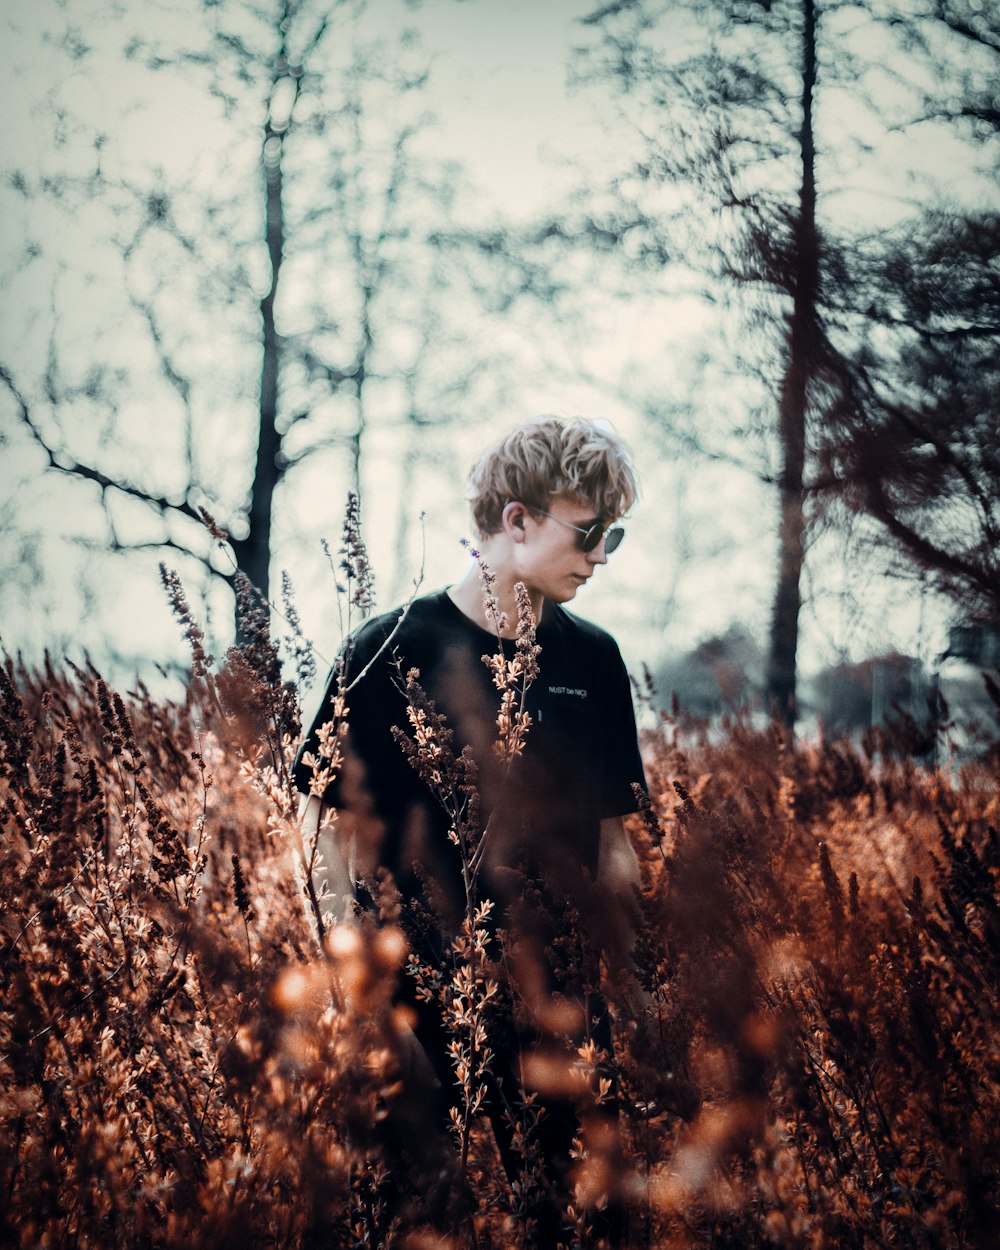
1, 0, 997, 726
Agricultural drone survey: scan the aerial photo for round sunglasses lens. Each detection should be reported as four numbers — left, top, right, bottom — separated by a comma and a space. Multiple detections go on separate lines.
604, 526, 624, 554
582, 526, 603, 553
581, 525, 625, 553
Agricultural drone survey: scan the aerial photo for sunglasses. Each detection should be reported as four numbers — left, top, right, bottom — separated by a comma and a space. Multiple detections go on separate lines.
534, 509, 625, 554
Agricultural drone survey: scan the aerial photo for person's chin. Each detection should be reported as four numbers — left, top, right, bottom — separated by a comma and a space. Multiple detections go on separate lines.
553, 583, 581, 604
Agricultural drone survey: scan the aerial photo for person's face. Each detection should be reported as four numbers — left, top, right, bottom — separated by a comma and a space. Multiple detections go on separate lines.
514, 494, 615, 604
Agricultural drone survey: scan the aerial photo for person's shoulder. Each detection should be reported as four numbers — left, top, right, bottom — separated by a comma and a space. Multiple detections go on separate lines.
547, 604, 623, 658
349, 605, 405, 650
349, 589, 451, 652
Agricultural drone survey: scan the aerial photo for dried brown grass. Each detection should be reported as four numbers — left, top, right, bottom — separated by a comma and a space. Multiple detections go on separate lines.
2, 625, 998, 1248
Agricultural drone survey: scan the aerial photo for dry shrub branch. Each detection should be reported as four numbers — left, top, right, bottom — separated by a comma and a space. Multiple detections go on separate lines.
1, 604, 998, 1247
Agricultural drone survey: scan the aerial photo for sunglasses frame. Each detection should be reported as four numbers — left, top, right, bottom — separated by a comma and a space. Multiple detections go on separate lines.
532, 508, 625, 555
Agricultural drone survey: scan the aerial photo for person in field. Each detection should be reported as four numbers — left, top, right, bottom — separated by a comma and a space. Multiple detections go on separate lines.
294, 415, 647, 1241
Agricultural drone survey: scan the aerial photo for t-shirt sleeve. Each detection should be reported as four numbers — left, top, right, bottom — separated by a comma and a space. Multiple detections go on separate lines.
292, 657, 347, 803
291, 615, 399, 804
599, 641, 648, 819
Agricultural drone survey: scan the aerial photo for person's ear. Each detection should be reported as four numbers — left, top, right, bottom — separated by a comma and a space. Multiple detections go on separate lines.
502, 500, 529, 543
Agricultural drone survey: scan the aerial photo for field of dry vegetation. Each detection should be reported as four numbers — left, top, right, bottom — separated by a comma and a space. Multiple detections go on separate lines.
2, 586, 998, 1249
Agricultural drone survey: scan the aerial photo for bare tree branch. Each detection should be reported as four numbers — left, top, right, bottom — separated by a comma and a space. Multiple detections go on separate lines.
1, 364, 206, 531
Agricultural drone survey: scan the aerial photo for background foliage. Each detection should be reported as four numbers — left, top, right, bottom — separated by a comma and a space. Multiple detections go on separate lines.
2, 589, 998, 1247
1, 0, 997, 719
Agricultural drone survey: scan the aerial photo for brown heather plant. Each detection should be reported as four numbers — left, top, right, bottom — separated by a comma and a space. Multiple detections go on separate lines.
3, 506, 999, 1247
386, 564, 544, 1235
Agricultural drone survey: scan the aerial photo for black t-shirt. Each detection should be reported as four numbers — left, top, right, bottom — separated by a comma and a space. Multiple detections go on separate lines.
293, 589, 646, 932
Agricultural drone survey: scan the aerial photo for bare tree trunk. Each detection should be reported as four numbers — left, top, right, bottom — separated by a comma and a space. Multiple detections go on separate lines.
244, 130, 284, 609
766, 0, 819, 729
348, 304, 372, 501
232, 54, 295, 636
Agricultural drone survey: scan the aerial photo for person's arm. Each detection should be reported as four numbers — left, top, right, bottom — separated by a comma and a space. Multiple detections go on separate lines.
298, 792, 359, 928
299, 794, 448, 1151
597, 813, 655, 1031
598, 814, 641, 954
598, 814, 641, 901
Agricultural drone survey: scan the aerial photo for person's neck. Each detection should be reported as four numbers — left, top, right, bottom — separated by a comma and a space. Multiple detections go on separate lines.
448, 559, 544, 639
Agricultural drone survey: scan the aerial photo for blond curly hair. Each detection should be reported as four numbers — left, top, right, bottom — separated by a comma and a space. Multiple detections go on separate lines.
468, 415, 639, 538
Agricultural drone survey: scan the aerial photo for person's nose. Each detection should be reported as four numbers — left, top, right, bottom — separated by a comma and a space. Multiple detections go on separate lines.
586, 538, 609, 566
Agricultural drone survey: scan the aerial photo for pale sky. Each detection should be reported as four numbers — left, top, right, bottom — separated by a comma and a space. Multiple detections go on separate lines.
1, 0, 989, 698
